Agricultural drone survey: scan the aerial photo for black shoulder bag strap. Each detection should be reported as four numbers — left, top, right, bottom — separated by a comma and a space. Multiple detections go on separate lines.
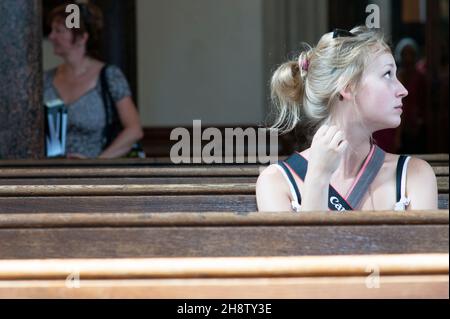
100, 64, 116, 148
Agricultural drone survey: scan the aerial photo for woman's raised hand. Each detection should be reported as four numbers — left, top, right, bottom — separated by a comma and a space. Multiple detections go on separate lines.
307, 124, 348, 177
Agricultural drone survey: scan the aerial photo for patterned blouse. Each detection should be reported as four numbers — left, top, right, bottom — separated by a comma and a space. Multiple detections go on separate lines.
43, 65, 131, 158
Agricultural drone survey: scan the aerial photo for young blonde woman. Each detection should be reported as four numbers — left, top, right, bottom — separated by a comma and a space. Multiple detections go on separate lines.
256, 27, 438, 212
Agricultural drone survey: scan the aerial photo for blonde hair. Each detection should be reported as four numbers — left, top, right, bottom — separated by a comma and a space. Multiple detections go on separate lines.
270, 26, 391, 141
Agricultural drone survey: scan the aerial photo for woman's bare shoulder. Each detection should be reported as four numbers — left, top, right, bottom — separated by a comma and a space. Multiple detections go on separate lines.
407, 156, 436, 180
257, 164, 286, 184
258, 147, 310, 187
256, 164, 293, 211
383, 152, 435, 177
383, 152, 437, 192
405, 156, 438, 209
257, 164, 291, 193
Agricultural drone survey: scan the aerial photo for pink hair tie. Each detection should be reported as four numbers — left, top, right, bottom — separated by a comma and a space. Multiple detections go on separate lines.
301, 59, 309, 71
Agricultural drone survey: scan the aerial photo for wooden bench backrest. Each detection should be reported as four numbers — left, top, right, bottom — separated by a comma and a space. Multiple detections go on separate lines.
1, 193, 448, 212
0, 194, 448, 212
0, 165, 448, 178
0, 254, 448, 298
0, 153, 448, 167
0, 211, 447, 259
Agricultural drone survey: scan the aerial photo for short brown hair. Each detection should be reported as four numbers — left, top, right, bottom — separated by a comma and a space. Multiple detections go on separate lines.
47, 2, 104, 59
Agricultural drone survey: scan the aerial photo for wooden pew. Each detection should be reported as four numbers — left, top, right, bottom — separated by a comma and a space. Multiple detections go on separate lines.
0, 180, 447, 195
0, 254, 448, 298
0, 153, 448, 167
0, 159, 447, 195
0, 162, 447, 179
0, 194, 448, 213
0, 181, 448, 211
0, 173, 447, 191
1, 156, 447, 299
0, 165, 447, 179
0, 211, 447, 259
0, 157, 448, 211
0, 194, 257, 213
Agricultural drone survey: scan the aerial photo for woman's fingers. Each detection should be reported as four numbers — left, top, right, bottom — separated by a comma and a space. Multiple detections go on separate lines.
316, 124, 328, 136
323, 125, 339, 143
337, 139, 349, 153
313, 124, 328, 141
314, 124, 347, 153
330, 130, 344, 148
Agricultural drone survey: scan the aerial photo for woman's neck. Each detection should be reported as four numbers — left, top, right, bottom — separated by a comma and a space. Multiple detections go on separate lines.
62, 52, 91, 77
329, 118, 373, 180
338, 135, 373, 180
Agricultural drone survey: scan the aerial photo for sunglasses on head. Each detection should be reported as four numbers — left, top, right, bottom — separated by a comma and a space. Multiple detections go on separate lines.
332, 28, 356, 39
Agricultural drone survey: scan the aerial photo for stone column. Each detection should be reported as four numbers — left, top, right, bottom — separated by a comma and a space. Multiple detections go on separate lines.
0, 0, 44, 159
